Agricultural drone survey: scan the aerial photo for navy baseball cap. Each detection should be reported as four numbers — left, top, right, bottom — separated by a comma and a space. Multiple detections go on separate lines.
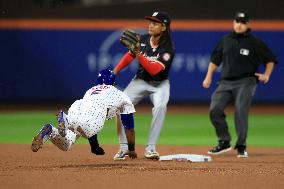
234, 11, 250, 22
145, 11, 171, 25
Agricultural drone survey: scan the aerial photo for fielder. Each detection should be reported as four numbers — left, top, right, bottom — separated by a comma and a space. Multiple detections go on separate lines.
113, 11, 175, 160
31, 69, 137, 159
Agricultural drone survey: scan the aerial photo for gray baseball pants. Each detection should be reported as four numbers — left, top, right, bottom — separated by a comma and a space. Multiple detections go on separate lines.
119, 78, 170, 152
209, 77, 257, 148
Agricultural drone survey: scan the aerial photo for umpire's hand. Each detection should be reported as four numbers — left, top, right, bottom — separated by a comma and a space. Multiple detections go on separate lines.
203, 77, 212, 88
255, 73, 270, 84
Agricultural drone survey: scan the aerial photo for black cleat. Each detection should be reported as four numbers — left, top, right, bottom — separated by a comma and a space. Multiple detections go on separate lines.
208, 141, 232, 155
236, 146, 248, 158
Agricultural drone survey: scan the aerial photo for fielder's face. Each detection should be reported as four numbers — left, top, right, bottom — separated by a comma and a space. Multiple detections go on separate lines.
148, 21, 166, 36
233, 20, 250, 33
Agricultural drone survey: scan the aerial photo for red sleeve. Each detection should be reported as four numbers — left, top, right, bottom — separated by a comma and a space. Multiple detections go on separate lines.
137, 54, 165, 76
114, 52, 135, 74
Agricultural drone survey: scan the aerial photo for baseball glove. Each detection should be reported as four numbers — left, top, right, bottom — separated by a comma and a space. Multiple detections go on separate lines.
120, 29, 140, 55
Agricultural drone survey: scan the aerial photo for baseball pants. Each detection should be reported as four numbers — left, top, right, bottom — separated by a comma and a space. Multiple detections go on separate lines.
209, 77, 257, 147
119, 78, 170, 152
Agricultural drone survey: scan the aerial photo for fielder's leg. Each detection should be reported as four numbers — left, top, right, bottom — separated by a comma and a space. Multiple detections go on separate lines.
114, 114, 131, 160
114, 79, 147, 160
116, 114, 128, 151
145, 80, 169, 159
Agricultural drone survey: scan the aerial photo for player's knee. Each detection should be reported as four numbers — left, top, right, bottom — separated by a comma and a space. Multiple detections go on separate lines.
59, 141, 73, 151
153, 104, 167, 111
54, 142, 71, 151
120, 113, 134, 129
51, 137, 72, 151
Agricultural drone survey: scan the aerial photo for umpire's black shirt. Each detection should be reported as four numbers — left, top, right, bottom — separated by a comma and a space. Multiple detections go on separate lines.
211, 29, 277, 80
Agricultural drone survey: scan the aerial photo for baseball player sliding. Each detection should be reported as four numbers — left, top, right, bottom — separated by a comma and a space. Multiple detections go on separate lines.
31, 69, 137, 159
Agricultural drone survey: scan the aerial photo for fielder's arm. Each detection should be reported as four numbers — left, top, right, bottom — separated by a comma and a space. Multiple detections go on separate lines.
115, 114, 122, 136
120, 113, 137, 159
113, 52, 135, 74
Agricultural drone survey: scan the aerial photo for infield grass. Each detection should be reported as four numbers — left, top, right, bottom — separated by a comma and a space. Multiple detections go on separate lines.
0, 112, 283, 147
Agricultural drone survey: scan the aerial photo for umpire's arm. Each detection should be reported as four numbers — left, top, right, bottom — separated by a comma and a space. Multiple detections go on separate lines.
203, 63, 218, 88
255, 62, 275, 84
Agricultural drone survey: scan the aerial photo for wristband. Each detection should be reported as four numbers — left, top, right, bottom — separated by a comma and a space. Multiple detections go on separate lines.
128, 143, 135, 151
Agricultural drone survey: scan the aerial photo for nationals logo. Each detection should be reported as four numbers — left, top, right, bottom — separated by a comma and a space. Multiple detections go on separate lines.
163, 53, 171, 61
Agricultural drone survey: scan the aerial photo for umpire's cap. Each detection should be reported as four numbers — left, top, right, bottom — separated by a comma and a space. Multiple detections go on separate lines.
145, 11, 171, 26
234, 11, 250, 23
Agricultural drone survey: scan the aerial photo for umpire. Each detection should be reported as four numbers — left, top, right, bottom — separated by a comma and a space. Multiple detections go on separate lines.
202, 11, 277, 158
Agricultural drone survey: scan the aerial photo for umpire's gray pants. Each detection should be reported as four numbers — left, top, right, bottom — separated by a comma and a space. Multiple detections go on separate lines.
119, 78, 170, 152
209, 77, 257, 147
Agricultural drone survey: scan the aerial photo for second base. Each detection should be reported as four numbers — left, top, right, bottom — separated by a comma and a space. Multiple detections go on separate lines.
159, 154, 212, 162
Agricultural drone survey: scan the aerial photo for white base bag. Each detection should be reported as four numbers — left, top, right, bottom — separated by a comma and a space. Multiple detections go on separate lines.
159, 154, 212, 162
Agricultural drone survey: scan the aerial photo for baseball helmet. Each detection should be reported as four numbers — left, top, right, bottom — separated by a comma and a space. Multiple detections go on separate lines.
97, 69, 115, 85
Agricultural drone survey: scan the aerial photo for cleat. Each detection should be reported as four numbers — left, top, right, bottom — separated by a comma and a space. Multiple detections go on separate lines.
56, 110, 67, 137
237, 146, 248, 158
208, 141, 232, 155
237, 150, 248, 158
144, 150, 160, 160
31, 124, 52, 152
113, 150, 128, 161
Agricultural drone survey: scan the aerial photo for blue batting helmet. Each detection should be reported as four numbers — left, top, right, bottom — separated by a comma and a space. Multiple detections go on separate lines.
97, 69, 115, 85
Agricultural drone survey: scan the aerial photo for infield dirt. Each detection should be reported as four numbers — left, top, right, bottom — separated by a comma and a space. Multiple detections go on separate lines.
0, 144, 283, 189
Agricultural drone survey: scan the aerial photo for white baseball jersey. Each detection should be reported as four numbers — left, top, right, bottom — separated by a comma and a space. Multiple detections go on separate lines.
49, 84, 135, 151
66, 84, 135, 138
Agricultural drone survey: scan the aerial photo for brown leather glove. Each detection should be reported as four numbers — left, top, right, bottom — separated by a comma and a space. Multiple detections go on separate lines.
120, 29, 141, 55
